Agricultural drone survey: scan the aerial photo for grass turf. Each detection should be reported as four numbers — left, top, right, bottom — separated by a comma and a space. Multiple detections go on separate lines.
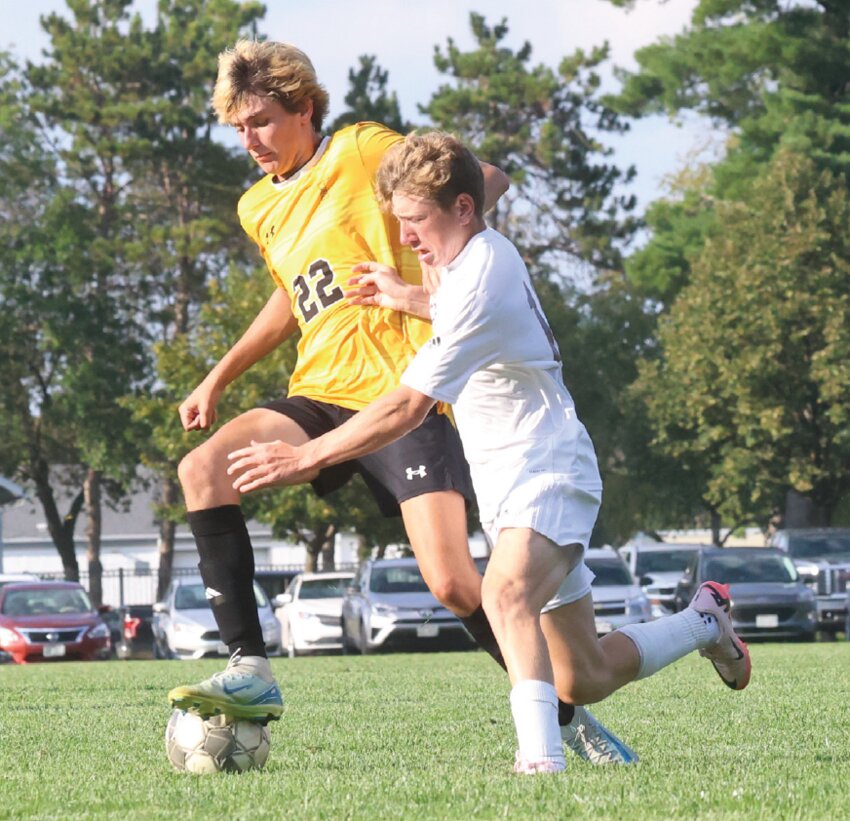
0, 643, 848, 820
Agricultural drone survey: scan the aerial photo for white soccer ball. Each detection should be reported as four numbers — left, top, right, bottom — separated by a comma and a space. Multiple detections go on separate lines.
165, 710, 271, 774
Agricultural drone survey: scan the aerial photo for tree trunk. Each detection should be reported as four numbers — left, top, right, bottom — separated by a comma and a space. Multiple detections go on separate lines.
31, 459, 81, 581
156, 474, 179, 601
320, 524, 337, 571
784, 489, 830, 528
84, 468, 103, 607
710, 508, 722, 547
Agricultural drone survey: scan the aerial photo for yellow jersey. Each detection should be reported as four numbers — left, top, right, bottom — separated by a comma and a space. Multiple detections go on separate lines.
238, 122, 432, 410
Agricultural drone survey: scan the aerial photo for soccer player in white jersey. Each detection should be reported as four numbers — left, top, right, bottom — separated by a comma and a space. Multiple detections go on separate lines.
226, 131, 751, 774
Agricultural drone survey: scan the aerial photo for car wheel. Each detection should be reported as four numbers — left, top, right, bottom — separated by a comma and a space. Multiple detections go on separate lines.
360, 620, 373, 655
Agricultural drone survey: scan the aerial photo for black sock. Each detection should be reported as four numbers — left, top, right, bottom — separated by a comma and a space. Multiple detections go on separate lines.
187, 504, 266, 658
461, 605, 575, 726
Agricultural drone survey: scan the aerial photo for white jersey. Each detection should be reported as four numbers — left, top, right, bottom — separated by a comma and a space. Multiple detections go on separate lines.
401, 228, 601, 535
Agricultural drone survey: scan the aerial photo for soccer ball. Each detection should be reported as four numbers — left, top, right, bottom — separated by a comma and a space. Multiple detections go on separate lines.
165, 710, 271, 774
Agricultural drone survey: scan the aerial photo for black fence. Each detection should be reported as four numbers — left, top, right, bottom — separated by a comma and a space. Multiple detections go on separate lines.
39, 564, 357, 608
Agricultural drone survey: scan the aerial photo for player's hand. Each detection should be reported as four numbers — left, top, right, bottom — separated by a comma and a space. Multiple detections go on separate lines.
178, 383, 221, 431
227, 439, 314, 493
346, 263, 408, 310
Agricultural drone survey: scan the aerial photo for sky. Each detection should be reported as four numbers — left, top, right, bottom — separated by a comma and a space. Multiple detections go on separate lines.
2, 0, 713, 212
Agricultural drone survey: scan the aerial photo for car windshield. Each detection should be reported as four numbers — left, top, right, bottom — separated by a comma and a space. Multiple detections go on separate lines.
369, 566, 430, 594
175, 583, 268, 610
298, 578, 352, 599
635, 550, 700, 575
703, 554, 798, 584
2, 588, 92, 616
587, 560, 634, 587
786, 533, 850, 560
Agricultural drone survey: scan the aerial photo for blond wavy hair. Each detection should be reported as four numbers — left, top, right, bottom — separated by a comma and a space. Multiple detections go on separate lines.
376, 131, 484, 216
212, 40, 329, 130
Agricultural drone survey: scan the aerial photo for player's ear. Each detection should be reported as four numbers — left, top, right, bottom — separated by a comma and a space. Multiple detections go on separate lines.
299, 98, 314, 126
455, 193, 476, 224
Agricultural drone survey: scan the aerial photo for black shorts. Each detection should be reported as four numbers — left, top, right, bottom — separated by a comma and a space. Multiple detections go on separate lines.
262, 396, 474, 517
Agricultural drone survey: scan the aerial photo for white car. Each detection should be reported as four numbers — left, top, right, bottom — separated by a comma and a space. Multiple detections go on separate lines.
585, 548, 652, 635
274, 572, 354, 657
153, 576, 281, 659
618, 541, 704, 617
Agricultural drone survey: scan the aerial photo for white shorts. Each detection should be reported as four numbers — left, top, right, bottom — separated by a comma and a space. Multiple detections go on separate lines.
481, 475, 601, 613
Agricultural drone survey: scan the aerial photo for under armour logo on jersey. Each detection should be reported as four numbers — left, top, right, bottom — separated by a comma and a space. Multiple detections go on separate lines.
405, 465, 428, 480
427, 336, 441, 348
205, 587, 223, 600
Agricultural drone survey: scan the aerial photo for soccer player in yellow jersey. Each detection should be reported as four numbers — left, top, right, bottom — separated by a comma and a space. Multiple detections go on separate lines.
167, 39, 635, 764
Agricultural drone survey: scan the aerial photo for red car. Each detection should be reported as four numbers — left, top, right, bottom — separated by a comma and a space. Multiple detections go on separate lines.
0, 581, 112, 663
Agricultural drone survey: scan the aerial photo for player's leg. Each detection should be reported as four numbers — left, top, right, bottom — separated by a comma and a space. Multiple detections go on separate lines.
542, 577, 749, 707
481, 528, 579, 773
169, 406, 316, 722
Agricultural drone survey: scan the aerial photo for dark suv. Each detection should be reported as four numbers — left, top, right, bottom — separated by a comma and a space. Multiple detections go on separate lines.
768, 528, 850, 637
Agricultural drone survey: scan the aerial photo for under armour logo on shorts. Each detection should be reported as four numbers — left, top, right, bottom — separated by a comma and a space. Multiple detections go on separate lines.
405, 465, 428, 480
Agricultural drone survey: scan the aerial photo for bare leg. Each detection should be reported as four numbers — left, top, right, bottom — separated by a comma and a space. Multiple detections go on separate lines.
178, 408, 314, 510
399, 490, 482, 617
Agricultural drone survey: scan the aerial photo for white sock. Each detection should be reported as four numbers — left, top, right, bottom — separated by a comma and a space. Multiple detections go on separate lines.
619, 609, 720, 680
509, 680, 565, 768
230, 654, 274, 682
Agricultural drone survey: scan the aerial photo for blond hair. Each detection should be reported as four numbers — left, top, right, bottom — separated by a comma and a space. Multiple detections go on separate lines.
376, 131, 484, 216
212, 40, 329, 130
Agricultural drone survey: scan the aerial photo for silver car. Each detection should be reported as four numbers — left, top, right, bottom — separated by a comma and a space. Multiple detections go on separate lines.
341, 558, 475, 653
274, 571, 354, 657
585, 548, 652, 635
153, 576, 282, 659
618, 542, 704, 618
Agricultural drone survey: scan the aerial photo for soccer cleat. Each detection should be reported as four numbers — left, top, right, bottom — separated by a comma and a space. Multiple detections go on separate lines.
689, 581, 751, 691
513, 752, 565, 774
168, 653, 283, 724
562, 706, 639, 765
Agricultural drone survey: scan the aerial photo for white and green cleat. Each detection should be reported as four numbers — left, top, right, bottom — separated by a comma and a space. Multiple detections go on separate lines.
562, 706, 639, 765
168, 653, 283, 725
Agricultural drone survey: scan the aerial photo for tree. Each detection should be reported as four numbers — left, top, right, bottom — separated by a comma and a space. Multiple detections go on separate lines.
330, 55, 409, 133
632, 151, 850, 533
423, 13, 639, 275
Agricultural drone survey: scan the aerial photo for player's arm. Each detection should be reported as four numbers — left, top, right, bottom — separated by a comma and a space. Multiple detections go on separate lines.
345, 263, 432, 319
480, 161, 510, 212
178, 287, 298, 431
227, 385, 436, 492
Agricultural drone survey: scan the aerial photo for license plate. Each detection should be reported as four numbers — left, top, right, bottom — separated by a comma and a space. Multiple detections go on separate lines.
417, 624, 439, 638
43, 643, 66, 658
756, 614, 779, 628
596, 621, 613, 634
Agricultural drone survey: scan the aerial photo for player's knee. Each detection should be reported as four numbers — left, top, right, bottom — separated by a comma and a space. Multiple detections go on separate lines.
427, 575, 480, 617
178, 446, 214, 493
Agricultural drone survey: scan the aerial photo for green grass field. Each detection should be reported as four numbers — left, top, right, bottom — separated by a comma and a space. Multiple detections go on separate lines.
1, 644, 848, 820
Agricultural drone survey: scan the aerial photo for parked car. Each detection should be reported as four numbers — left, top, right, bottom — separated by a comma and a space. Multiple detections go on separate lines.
341, 558, 476, 653
254, 568, 303, 601
0, 573, 39, 590
0, 581, 112, 663
274, 571, 354, 657
153, 576, 282, 659
673, 547, 816, 641
116, 604, 156, 660
584, 548, 652, 635
618, 542, 704, 618
768, 528, 850, 637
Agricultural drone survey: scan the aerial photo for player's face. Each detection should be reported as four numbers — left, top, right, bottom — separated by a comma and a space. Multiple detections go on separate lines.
392, 192, 474, 268
233, 96, 316, 178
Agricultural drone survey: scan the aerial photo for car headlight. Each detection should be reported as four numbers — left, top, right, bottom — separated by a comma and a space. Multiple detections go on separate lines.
371, 603, 397, 618
173, 620, 204, 635
87, 623, 111, 639
294, 611, 319, 623
0, 626, 21, 646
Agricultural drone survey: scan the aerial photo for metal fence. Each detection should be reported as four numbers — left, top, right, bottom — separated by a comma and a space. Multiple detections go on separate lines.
39, 564, 338, 607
